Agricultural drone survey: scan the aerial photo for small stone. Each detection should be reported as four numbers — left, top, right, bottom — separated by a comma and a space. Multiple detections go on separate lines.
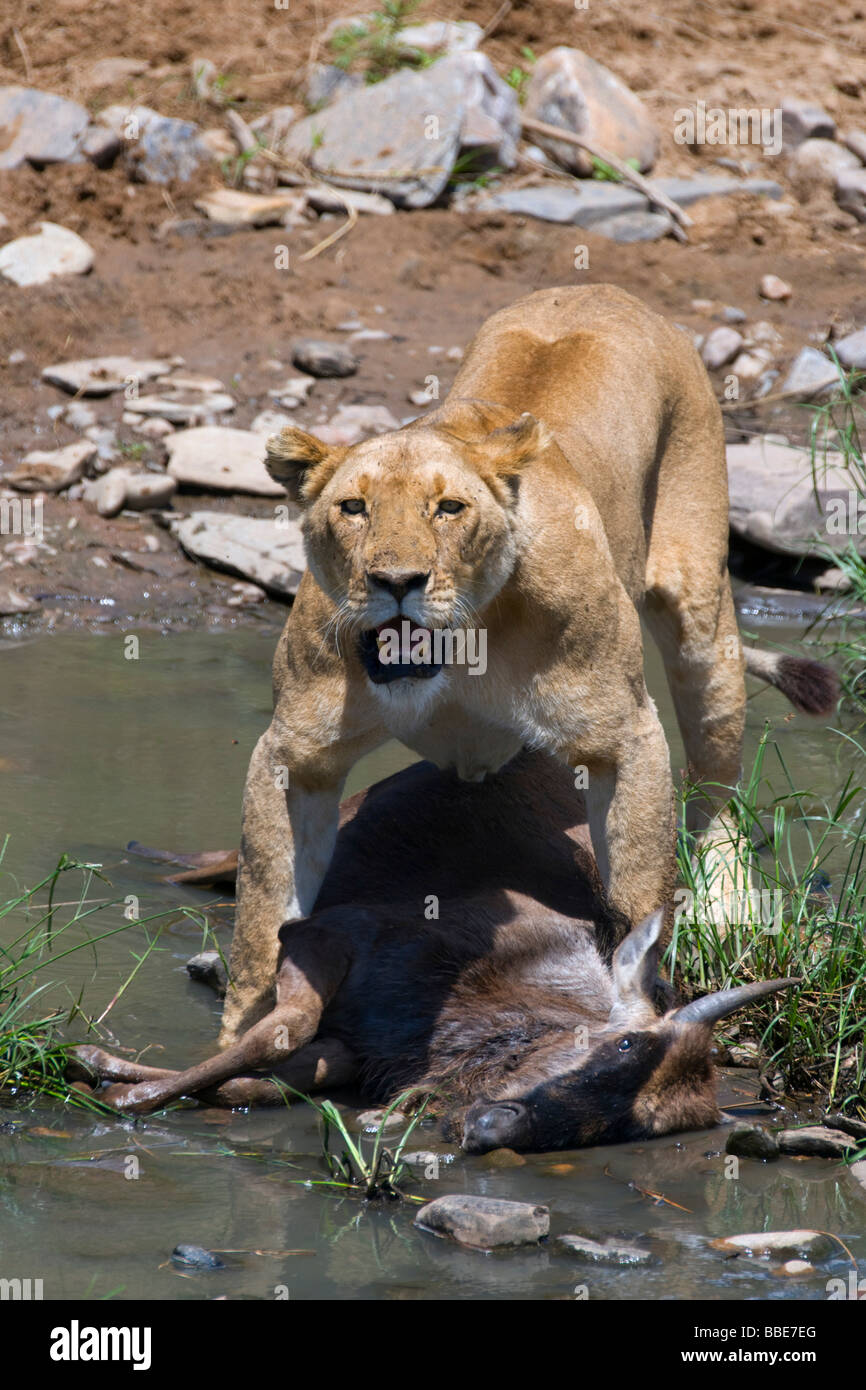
170, 1244, 224, 1270
814, 565, 852, 593
729, 348, 775, 385
777, 1260, 815, 1276
250, 411, 295, 436
415, 1194, 549, 1249
788, 138, 859, 192
186, 950, 228, 995
317, 404, 400, 445
79, 124, 122, 168
194, 188, 306, 227
0, 585, 38, 615
759, 274, 791, 301
63, 402, 98, 431
123, 473, 177, 510
725, 1122, 780, 1161
130, 393, 235, 424
6, 441, 96, 492
835, 168, 866, 222
227, 581, 266, 608
168, 511, 305, 597
711, 1229, 833, 1259
166, 427, 284, 496
395, 19, 483, 56
102, 104, 210, 184
479, 1147, 526, 1169
42, 356, 172, 397
291, 340, 358, 379
701, 326, 744, 370
558, 1234, 653, 1265
721, 305, 747, 323
409, 389, 433, 407
267, 375, 316, 408
156, 373, 225, 393
781, 98, 836, 149
0, 222, 94, 287
7, 349, 26, 365
777, 1126, 858, 1158
305, 187, 395, 217
89, 468, 128, 518
849, 1159, 866, 1196
134, 417, 174, 439
357, 1109, 406, 1133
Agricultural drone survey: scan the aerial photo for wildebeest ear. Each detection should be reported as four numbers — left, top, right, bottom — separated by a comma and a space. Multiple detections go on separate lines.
265, 427, 343, 506
473, 412, 552, 482
609, 908, 664, 1027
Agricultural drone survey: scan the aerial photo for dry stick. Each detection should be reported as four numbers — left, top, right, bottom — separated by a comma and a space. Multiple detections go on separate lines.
12, 28, 33, 84
226, 108, 260, 156
480, 0, 514, 42
257, 147, 359, 261
520, 115, 693, 242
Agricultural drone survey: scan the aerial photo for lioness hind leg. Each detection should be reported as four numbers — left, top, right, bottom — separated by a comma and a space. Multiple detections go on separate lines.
644, 576, 752, 930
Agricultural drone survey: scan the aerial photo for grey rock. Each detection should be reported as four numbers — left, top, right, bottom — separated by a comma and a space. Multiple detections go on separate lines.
726, 436, 865, 557
170, 1244, 224, 1270
590, 209, 672, 242
0, 86, 89, 169
101, 104, 209, 184
789, 138, 860, 191
63, 401, 98, 430
823, 1112, 866, 1140
87, 468, 129, 518
415, 1194, 549, 1249
317, 403, 400, 445
168, 511, 305, 598
43, 356, 173, 396
306, 186, 395, 216
850, 1160, 866, 1196
123, 472, 177, 511
0, 222, 94, 287
777, 1126, 859, 1158
166, 427, 284, 496
651, 174, 783, 206
523, 46, 658, 176
759, 274, 791, 301
186, 950, 228, 996
558, 1234, 653, 1264
291, 339, 358, 378
781, 346, 844, 397
725, 1122, 780, 1161
722, 305, 747, 322
454, 52, 521, 171
6, 441, 96, 492
701, 326, 744, 370
781, 98, 836, 149
84, 57, 149, 89
833, 327, 866, 370
835, 168, 866, 222
711, 1229, 833, 1259
357, 1108, 407, 1133
132, 392, 235, 424
283, 55, 473, 208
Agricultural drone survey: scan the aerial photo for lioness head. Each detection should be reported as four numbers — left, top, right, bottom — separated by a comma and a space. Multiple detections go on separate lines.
264, 401, 550, 684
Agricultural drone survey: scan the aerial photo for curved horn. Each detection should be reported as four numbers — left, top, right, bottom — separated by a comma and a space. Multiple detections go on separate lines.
674, 977, 802, 1026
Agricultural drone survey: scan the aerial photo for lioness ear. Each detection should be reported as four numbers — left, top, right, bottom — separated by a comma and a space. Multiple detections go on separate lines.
473, 412, 551, 484
264, 427, 343, 506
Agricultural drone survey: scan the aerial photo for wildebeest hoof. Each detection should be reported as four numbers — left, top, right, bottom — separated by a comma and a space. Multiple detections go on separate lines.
66, 1044, 112, 1082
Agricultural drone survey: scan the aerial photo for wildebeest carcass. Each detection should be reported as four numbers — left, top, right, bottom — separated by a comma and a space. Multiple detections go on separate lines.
72, 752, 796, 1153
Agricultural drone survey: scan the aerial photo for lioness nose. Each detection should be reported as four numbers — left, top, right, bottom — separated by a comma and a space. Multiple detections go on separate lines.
368, 570, 429, 603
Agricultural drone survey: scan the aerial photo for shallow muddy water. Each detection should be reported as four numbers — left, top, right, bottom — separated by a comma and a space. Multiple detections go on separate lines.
1, 627, 864, 1300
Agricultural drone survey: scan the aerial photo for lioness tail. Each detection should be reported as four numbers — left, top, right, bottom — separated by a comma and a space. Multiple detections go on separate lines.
743, 648, 840, 715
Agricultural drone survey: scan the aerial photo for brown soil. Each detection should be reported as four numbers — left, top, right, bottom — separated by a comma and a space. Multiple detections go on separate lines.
1, 0, 866, 631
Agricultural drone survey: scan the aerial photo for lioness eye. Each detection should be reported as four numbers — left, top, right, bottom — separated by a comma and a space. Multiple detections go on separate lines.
340, 498, 366, 515
437, 499, 464, 515
618, 1038, 632, 1052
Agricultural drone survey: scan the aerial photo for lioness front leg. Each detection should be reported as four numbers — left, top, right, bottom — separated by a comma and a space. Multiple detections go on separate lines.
220, 718, 377, 1046
566, 703, 676, 939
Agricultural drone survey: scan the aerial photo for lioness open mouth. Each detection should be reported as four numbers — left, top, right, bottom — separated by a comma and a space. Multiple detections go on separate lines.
358, 618, 444, 684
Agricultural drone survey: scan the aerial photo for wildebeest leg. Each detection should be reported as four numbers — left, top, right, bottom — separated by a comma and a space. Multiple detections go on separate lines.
98, 936, 352, 1114
71, 1037, 358, 1107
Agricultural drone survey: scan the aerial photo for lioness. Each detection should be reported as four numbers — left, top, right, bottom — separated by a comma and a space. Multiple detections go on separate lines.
221, 284, 835, 1046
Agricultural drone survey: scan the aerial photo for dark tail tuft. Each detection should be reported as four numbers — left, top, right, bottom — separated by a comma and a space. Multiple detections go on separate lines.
775, 656, 840, 716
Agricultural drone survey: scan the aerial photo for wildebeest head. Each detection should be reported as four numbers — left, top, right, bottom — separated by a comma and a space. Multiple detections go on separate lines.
461, 910, 798, 1154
